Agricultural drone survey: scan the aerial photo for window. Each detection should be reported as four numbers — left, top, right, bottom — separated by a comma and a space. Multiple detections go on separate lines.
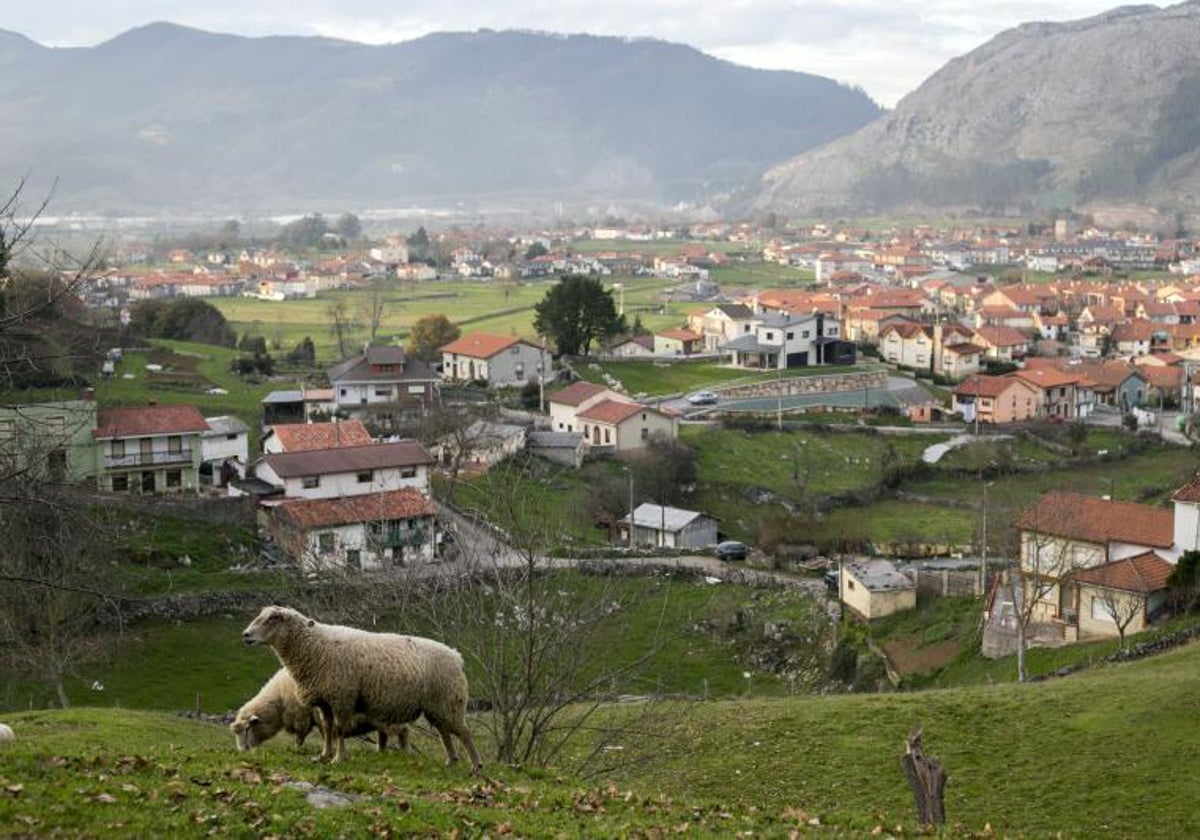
318, 533, 335, 553
112, 440, 126, 458
802, 330, 810, 338
347, 550, 361, 569
166, 470, 182, 488
641, 428, 649, 440
357, 470, 373, 483
47, 449, 67, 480
765, 332, 774, 341
400, 467, 417, 479
168, 435, 182, 453
0, 419, 13, 439
408, 385, 425, 394
515, 364, 524, 378
112, 474, 129, 492
847, 579, 856, 591
787, 332, 795, 340
375, 387, 391, 398
604, 428, 611, 443
511, 346, 520, 354
302, 476, 320, 489
340, 388, 348, 397
226, 433, 238, 441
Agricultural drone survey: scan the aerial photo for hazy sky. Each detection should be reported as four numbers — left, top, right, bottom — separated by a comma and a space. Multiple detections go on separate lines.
9, 0, 1128, 107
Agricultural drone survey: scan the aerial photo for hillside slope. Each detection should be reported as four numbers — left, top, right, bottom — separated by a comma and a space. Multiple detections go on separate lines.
4, 641, 1199, 835
758, 1, 1200, 217
0, 24, 880, 215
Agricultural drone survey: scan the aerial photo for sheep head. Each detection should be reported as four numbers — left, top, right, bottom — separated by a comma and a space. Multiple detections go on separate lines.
242, 605, 309, 646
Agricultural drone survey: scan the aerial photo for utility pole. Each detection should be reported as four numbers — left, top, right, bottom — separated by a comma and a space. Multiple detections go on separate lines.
777, 363, 784, 431
626, 468, 635, 549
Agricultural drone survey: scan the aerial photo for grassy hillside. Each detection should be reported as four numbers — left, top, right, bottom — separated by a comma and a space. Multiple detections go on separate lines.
4, 641, 1200, 836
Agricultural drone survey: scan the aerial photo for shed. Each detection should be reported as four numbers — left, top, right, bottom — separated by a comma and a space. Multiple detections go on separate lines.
840, 559, 916, 620
618, 503, 717, 549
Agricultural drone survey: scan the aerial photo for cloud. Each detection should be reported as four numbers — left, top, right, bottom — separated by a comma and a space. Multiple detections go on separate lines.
9, 0, 1122, 106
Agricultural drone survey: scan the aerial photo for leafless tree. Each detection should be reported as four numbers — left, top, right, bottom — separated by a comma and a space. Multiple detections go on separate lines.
1091, 585, 1144, 650
325, 298, 353, 358
1011, 492, 1096, 682
358, 277, 391, 341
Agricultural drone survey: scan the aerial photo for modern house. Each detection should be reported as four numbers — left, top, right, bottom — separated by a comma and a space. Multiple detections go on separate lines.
723, 311, 853, 369
618, 503, 718, 549
93, 404, 210, 494
440, 332, 547, 388
327, 345, 439, 421
687, 303, 757, 352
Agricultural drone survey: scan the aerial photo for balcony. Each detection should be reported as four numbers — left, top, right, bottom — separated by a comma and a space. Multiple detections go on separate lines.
104, 448, 194, 469
372, 529, 429, 548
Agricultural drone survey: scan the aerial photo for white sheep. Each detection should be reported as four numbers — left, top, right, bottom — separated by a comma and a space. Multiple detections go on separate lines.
242, 605, 481, 770
0, 723, 13, 744
230, 668, 408, 753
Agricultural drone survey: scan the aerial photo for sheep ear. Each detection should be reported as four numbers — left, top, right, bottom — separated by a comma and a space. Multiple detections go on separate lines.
307, 619, 315, 627
249, 715, 261, 724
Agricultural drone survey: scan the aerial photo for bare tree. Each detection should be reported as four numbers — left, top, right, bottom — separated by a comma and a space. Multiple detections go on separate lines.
1011, 491, 1098, 682
1090, 585, 1144, 650
325, 298, 353, 358
358, 278, 391, 341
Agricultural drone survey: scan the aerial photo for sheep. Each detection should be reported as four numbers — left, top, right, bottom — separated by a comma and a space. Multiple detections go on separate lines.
0, 723, 13, 744
230, 668, 408, 753
242, 605, 481, 771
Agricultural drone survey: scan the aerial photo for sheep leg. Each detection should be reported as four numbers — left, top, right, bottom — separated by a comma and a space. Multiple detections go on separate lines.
314, 704, 334, 763
452, 724, 483, 775
330, 711, 348, 763
396, 725, 409, 752
377, 729, 389, 752
430, 718, 460, 764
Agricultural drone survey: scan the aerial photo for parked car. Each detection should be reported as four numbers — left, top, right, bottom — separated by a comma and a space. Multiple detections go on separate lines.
715, 540, 748, 561
686, 390, 719, 406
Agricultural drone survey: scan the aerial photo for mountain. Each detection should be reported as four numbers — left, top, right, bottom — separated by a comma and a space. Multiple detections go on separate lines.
757, 2, 1200, 219
0, 24, 880, 216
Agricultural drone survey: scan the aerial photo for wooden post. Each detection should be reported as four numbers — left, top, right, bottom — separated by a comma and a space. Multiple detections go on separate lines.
901, 728, 947, 828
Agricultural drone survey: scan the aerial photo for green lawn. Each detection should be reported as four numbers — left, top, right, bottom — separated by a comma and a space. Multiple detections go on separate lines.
6, 641, 1200, 836
572, 360, 876, 398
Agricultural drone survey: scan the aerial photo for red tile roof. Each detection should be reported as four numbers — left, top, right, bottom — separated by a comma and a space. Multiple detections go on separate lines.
94, 404, 210, 439
440, 332, 530, 358
276, 488, 435, 529
264, 441, 433, 478
657, 329, 703, 342
1016, 491, 1174, 549
953, 374, 1035, 398
577, 399, 648, 425
973, 326, 1031, 347
1171, 473, 1200, 503
268, 421, 372, 452
1071, 551, 1175, 593
548, 381, 609, 407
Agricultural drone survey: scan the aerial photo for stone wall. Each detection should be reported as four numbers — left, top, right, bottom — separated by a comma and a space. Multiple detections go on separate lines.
721, 370, 888, 400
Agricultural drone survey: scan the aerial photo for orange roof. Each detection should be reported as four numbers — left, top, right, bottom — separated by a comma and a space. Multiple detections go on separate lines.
1013, 368, 1086, 389
577, 399, 648, 425
95, 404, 209, 439
973, 326, 1031, 347
276, 488, 435, 529
1016, 491, 1174, 549
953, 375, 1036, 398
440, 332, 529, 358
1072, 551, 1175, 594
1172, 473, 1200, 503
549, 381, 609, 406
268, 421, 372, 452
657, 329, 703, 342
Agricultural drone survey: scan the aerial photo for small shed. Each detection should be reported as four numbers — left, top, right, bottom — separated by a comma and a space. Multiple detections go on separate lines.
527, 431, 585, 469
618, 503, 717, 549
840, 559, 916, 620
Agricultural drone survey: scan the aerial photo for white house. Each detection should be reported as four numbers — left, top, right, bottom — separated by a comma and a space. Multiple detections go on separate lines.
440, 333, 547, 388
199, 415, 249, 488
253, 440, 434, 499
327, 346, 440, 420
548, 382, 631, 433
618, 503, 718, 549
724, 311, 851, 369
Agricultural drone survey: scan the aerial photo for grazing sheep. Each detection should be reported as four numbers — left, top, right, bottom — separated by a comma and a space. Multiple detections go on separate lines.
0, 723, 13, 744
242, 605, 481, 770
230, 668, 408, 753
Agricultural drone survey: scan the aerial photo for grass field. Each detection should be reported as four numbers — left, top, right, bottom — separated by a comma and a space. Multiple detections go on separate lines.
572, 359, 873, 397
6, 641, 1200, 836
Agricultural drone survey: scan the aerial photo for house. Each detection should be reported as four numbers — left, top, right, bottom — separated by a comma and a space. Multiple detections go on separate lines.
939, 340, 986, 380
261, 388, 336, 426
261, 420, 373, 454
839, 559, 916, 620
264, 488, 437, 570
577, 401, 678, 454
1069, 551, 1175, 640
687, 303, 757, 352
0, 398, 100, 483
439, 420, 527, 473
93, 404, 210, 494
607, 335, 656, 358
440, 333, 547, 388
878, 321, 976, 378
972, 326, 1032, 362
1016, 491, 1175, 634
618, 503, 718, 549
327, 345, 440, 421
251, 440, 434, 500
653, 329, 704, 356
1012, 368, 1096, 420
547, 382, 631, 433
724, 311, 853, 369
952, 375, 1041, 424
527, 431, 585, 469
199, 415, 249, 488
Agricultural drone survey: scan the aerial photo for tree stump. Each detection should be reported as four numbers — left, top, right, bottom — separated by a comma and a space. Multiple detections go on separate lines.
901, 728, 947, 828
